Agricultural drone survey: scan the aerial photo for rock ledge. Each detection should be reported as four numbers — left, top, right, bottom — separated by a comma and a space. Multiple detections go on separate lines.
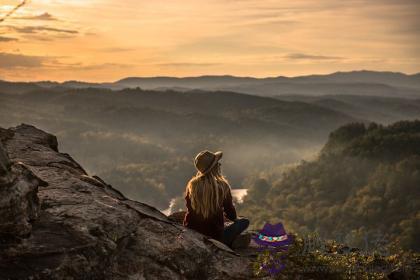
0, 124, 254, 280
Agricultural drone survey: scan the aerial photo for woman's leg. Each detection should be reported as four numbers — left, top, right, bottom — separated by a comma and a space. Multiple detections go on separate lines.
222, 217, 249, 247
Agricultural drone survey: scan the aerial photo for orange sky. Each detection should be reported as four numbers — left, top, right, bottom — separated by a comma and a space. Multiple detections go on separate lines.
0, 0, 419, 82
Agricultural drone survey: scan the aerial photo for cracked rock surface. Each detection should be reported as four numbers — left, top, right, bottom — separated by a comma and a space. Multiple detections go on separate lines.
0, 124, 255, 280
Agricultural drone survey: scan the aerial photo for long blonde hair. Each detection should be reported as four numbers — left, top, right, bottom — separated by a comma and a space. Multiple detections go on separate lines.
185, 163, 231, 218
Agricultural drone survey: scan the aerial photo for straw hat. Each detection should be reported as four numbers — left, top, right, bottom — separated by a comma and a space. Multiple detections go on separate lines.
194, 150, 223, 175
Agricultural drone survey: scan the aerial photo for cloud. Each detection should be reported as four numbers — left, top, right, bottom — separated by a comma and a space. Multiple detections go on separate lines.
235, 18, 298, 28
22, 34, 78, 41
98, 47, 135, 52
0, 1, 27, 23
6, 25, 78, 34
285, 53, 345, 61
0, 52, 132, 71
0, 52, 47, 68
74, 63, 134, 70
156, 62, 220, 67
0, 36, 18, 42
15, 12, 58, 21
0, 24, 79, 41
49, 62, 135, 71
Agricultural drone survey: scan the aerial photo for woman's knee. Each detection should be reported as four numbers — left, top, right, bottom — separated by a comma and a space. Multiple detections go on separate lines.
237, 217, 249, 230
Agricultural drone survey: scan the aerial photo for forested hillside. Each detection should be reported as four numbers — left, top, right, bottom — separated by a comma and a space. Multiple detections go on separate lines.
239, 120, 420, 251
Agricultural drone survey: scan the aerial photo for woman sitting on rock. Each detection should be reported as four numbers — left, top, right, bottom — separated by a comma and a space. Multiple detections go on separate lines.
183, 150, 250, 248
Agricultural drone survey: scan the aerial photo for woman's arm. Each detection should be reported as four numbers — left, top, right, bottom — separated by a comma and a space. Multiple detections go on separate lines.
183, 189, 192, 226
223, 187, 237, 221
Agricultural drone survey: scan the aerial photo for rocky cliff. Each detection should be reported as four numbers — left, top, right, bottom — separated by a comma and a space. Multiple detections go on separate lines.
0, 124, 254, 280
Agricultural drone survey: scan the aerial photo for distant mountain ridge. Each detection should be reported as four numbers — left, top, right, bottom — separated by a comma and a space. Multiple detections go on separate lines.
116, 70, 420, 88
1, 70, 420, 98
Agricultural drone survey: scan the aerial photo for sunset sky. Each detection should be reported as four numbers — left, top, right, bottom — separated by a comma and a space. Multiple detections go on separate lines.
0, 0, 419, 82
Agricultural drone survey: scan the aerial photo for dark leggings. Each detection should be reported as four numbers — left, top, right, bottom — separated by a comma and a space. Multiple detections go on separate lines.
222, 217, 249, 247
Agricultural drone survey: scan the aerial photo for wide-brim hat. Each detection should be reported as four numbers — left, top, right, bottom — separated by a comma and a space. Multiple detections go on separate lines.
194, 150, 223, 175
253, 222, 292, 247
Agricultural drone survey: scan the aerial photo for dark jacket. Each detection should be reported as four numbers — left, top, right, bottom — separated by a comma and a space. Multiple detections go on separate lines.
183, 187, 237, 241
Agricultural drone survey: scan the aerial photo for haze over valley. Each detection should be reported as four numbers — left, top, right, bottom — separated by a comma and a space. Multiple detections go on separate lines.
1, 70, 420, 213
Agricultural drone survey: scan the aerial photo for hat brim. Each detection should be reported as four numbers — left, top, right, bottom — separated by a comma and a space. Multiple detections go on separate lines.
253, 235, 293, 247
201, 151, 223, 174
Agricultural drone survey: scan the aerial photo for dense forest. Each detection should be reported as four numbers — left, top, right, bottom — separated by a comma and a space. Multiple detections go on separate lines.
238, 120, 420, 251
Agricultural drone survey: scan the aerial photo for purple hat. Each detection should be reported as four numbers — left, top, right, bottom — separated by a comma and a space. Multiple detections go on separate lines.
253, 222, 292, 247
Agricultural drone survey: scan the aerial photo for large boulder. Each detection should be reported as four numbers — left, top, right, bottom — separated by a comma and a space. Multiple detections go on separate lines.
0, 130, 45, 240
0, 124, 255, 279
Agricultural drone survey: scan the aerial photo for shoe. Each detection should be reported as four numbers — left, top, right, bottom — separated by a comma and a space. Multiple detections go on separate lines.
231, 232, 251, 249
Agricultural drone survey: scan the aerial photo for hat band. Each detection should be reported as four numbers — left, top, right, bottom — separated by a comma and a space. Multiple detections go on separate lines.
258, 233, 288, 242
